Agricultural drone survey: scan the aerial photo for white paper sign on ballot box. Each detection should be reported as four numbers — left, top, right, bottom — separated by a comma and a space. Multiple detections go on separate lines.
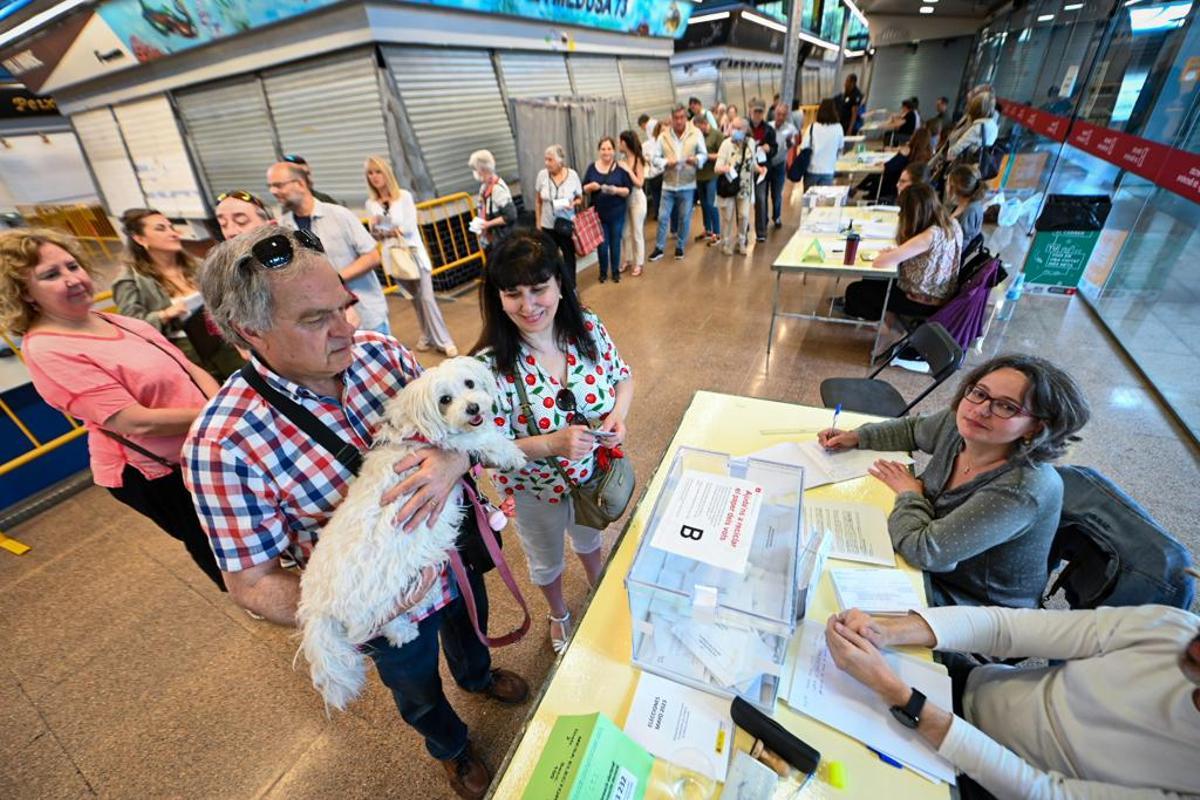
648, 470, 765, 574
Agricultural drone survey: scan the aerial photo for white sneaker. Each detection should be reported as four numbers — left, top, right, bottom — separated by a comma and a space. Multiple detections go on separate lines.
441, 344, 459, 358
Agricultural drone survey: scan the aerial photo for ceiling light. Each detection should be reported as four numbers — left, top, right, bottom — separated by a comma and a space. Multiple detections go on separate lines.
797, 30, 841, 51
1037, 13, 1056, 19
689, 10, 730, 23
844, 48, 866, 57
0, 0, 90, 50
922, 0, 939, 4
1063, 2, 1084, 9
920, 6, 935, 13
743, 10, 788, 32
1123, 0, 1144, 5
843, 0, 870, 26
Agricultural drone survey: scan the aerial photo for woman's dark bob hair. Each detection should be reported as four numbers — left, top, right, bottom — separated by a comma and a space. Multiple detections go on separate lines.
471, 229, 598, 374
950, 354, 1091, 465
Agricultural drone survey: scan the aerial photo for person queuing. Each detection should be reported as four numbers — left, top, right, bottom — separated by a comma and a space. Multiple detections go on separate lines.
0, 228, 225, 591
767, 102, 798, 229
945, 163, 989, 250
468, 149, 516, 254
818, 355, 1091, 608
693, 113, 723, 247
281, 153, 340, 206
721, 104, 740, 137
534, 144, 583, 294
800, 98, 845, 189
714, 117, 764, 256
618, 130, 648, 277
473, 230, 633, 654
365, 155, 458, 356
747, 99, 778, 243
582, 136, 633, 284
215, 189, 273, 239
841, 182, 962, 321
687, 96, 718, 130
184, 225, 529, 800
825, 603, 1200, 798
934, 96, 952, 133
638, 115, 666, 222
267, 161, 390, 334
944, 91, 999, 163
836, 74, 864, 134
115, 208, 244, 380
650, 105, 708, 262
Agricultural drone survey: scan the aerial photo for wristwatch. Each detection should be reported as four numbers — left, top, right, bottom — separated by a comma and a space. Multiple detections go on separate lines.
889, 688, 926, 729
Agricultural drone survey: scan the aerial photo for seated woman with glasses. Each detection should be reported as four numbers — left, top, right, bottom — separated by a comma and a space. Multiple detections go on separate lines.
472, 230, 634, 653
818, 355, 1090, 608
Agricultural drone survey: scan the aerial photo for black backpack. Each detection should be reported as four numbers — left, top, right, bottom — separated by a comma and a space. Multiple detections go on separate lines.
1044, 466, 1196, 609
717, 143, 748, 198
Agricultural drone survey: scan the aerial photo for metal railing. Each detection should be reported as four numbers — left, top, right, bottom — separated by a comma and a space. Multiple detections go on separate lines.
16, 204, 123, 266
376, 192, 487, 299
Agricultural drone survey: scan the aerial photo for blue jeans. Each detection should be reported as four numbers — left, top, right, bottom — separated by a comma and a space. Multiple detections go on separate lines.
768, 162, 787, 224
697, 178, 720, 236
656, 187, 695, 253
806, 172, 834, 186
597, 213, 626, 279
363, 566, 492, 761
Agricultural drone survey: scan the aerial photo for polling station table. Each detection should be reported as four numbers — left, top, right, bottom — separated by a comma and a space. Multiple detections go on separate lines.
768, 206, 899, 365
488, 392, 950, 800
834, 151, 894, 203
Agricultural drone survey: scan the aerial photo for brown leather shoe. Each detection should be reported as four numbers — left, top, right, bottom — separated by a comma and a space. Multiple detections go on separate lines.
441, 742, 490, 800
477, 668, 529, 705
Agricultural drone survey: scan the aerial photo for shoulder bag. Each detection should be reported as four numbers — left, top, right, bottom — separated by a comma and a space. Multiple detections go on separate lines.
787, 127, 813, 182
239, 363, 530, 648
548, 176, 575, 239
512, 366, 634, 529
717, 142, 749, 198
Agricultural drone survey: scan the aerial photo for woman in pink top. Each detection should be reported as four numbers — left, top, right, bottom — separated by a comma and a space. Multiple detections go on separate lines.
0, 228, 224, 590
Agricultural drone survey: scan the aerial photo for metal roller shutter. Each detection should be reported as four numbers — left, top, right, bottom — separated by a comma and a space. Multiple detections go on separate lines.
618, 57, 676, 125
111, 95, 206, 218
71, 107, 146, 215
569, 55, 625, 100
174, 77, 278, 201
868, 38, 973, 116
720, 64, 745, 113
263, 50, 391, 210
499, 52, 572, 99
383, 45, 517, 197
673, 62, 719, 108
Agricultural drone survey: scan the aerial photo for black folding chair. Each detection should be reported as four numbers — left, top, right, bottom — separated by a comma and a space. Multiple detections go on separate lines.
819, 322, 964, 417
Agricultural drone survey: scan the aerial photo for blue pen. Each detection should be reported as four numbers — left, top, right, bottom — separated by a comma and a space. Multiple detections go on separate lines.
868, 747, 903, 769
831, 403, 842, 432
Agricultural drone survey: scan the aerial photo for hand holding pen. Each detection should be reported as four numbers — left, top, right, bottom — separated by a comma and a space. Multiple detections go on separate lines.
817, 405, 860, 452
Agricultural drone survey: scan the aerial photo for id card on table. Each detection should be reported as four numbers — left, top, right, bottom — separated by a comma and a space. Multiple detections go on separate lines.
650, 470, 763, 573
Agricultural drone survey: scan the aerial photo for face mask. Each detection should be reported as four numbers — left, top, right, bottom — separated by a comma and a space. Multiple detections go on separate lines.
732, 130, 746, 142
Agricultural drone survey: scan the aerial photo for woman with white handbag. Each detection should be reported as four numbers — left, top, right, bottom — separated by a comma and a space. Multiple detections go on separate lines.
364, 156, 458, 357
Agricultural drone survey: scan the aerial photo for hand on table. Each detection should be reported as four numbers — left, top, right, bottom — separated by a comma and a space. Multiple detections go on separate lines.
831, 608, 890, 647
869, 459, 923, 496
817, 428, 859, 452
825, 615, 909, 706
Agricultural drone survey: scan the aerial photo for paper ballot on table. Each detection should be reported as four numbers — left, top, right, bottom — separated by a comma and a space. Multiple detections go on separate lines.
805, 500, 895, 566
785, 620, 955, 783
624, 671, 734, 783
831, 568, 923, 614
649, 470, 764, 573
748, 441, 913, 489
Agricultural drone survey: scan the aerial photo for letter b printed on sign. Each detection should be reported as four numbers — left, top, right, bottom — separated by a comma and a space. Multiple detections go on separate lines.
680, 525, 704, 541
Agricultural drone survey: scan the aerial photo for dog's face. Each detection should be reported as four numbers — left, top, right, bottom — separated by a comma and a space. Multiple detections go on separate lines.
387, 356, 500, 442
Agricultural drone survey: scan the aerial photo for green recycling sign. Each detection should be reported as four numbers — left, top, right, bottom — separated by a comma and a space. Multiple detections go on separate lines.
1024, 230, 1101, 296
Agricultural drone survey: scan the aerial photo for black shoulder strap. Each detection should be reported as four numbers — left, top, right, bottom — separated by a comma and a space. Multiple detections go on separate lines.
240, 364, 364, 476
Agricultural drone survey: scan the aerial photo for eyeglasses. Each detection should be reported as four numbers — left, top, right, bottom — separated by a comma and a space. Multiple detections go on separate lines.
555, 389, 581, 426
216, 189, 267, 210
234, 230, 324, 272
962, 384, 1033, 419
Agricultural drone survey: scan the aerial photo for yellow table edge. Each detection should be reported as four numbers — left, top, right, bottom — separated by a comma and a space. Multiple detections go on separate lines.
488, 391, 950, 800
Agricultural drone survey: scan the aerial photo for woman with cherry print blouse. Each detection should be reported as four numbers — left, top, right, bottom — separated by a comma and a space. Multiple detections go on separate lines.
473, 230, 633, 653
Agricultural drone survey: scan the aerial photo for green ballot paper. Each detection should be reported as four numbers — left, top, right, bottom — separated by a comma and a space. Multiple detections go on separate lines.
522, 712, 654, 800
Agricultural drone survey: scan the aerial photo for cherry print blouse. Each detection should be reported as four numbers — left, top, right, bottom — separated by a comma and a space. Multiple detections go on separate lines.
478, 310, 631, 504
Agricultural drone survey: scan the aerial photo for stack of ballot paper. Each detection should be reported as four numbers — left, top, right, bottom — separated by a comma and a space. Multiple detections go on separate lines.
804, 499, 895, 566
785, 620, 955, 783
831, 568, 924, 614
748, 441, 913, 490
624, 671, 735, 783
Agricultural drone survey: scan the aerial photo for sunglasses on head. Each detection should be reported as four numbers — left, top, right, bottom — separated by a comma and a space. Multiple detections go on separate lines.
235, 229, 324, 271
216, 189, 267, 210
282, 154, 308, 166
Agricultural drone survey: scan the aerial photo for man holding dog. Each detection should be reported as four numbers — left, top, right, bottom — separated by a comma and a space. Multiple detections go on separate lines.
182, 225, 528, 800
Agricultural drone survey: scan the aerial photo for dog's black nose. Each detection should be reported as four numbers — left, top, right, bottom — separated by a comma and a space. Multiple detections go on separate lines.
466, 403, 480, 416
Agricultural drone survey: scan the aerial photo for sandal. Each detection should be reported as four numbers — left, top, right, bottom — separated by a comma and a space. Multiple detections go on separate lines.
548, 612, 573, 654
631, 266, 643, 277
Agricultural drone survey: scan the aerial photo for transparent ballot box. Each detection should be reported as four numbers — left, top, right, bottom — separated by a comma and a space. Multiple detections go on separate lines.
625, 447, 807, 711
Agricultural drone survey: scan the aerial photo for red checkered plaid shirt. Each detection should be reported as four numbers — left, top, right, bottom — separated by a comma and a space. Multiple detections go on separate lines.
182, 332, 454, 623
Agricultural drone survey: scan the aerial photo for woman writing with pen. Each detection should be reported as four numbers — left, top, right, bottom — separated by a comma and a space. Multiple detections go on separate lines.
817, 355, 1090, 608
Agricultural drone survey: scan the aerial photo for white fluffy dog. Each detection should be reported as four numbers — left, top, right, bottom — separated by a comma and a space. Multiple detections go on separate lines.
298, 356, 525, 710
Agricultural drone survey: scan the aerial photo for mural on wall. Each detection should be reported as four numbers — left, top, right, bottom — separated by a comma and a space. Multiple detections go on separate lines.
96, 0, 692, 64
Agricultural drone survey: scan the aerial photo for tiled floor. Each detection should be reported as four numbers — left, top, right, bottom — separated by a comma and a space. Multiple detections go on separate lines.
2, 201, 1197, 799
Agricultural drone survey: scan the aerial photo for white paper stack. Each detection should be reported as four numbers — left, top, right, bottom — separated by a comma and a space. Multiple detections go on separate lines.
831, 568, 924, 615
748, 441, 913, 490
624, 671, 735, 782
804, 500, 895, 566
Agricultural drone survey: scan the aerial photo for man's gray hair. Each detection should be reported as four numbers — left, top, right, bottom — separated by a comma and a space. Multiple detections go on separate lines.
199, 225, 325, 349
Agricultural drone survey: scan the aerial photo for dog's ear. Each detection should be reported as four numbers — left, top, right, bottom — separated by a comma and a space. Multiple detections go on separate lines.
392, 371, 451, 442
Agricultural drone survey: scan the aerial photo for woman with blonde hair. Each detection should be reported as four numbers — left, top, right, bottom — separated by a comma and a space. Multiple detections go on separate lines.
115, 208, 243, 379
0, 228, 224, 589
364, 155, 457, 356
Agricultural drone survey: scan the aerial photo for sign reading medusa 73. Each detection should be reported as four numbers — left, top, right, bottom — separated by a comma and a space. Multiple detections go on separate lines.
96, 0, 691, 63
